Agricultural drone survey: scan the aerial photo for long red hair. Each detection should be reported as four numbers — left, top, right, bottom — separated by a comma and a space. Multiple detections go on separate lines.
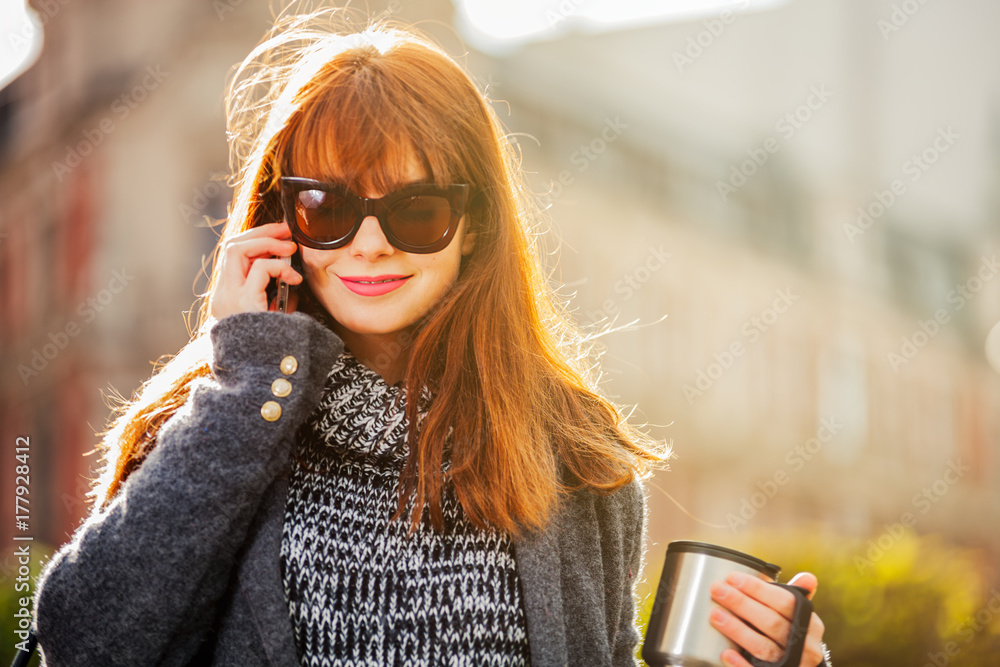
91, 8, 668, 537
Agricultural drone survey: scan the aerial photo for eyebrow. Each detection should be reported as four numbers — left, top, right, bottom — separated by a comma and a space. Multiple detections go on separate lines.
309, 176, 437, 191
394, 177, 435, 187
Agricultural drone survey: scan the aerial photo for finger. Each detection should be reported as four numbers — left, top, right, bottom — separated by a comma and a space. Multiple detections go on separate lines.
218, 221, 294, 269
224, 236, 298, 266
229, 220, 293, 242
713, 609, 825, 667
244, 258, 303, 295
709, 606, 784, 664
717, 611, 825, 667
788, 572, 819, 600
710, 579, 790, 649
797, 611, 827, 667
723, 572, 801, 620
712, 574, 826, 667
720, 648, 753, 667
806, 611, 825, 640
218, 237, 298, 288
721, 642, 825, 667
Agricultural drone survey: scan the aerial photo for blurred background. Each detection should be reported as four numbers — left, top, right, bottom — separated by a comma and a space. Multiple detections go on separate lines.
1, 0, 999, 664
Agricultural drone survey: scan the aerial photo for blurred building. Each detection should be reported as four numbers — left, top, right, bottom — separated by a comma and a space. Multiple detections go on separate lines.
472, 0, 1000, 561
0, 0, 269, 547
1, 0, 998, 594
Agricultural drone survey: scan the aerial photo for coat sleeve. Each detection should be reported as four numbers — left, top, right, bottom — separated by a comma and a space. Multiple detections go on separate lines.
32, 311, 343, 667
611, 478, 647, 666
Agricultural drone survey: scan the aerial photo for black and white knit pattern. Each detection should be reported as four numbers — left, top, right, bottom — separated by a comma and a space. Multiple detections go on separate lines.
280, 351, 531, 666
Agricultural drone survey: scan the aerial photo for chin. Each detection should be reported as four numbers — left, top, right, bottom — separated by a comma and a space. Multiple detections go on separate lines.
334, 315, 407, 337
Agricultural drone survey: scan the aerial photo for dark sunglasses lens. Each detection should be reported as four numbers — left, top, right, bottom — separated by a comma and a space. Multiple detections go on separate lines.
294, 189, 355, 243
386, 195, 454, 247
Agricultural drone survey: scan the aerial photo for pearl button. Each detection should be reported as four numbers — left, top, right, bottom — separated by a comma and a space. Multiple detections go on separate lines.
271, 378, 292, 398
279, 355, 298, 375
260, 401, 282, 422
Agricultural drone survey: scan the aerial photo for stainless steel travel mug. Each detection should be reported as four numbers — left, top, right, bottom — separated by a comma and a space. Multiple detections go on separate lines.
642, 541, 812, 667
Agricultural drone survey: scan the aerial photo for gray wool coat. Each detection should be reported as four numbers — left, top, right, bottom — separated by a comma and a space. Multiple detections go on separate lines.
31, 311, 647, 667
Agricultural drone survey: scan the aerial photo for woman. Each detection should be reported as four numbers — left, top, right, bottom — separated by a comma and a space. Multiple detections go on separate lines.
31, 7, 828, 667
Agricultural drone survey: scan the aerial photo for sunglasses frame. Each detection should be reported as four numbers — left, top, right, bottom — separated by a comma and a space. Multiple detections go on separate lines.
279, 177, 471, 254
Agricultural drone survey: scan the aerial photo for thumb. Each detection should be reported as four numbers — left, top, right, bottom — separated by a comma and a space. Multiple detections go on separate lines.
788, 572, 819, 600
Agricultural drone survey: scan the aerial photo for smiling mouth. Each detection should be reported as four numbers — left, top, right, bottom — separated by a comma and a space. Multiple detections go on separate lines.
340, 274, 410, 283
338, 274, 411, 296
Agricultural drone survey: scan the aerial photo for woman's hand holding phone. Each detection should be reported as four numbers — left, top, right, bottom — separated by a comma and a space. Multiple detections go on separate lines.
208, 221, 303, 320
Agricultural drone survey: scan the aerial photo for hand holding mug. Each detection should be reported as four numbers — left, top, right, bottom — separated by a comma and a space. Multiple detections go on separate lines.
709, 570, 826, 667
643, 541, 827, 667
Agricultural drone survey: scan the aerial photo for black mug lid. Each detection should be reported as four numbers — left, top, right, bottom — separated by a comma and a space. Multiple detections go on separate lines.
667, 540, 781, 578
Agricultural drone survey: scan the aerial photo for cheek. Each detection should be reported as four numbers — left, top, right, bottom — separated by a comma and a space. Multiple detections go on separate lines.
299, 249, 331, 281
422, 252, 462, 287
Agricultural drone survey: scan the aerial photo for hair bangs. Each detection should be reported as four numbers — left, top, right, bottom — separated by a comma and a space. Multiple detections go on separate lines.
279, 46, 468, 195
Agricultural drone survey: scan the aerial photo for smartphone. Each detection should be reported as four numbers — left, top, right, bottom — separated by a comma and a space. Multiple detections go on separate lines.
275, 255, 291, 313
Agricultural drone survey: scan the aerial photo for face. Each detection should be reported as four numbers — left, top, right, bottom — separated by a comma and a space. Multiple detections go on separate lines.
297, 153, 476, 357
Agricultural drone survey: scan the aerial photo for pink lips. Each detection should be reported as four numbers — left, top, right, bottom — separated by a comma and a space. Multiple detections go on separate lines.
338, 274, 411, 297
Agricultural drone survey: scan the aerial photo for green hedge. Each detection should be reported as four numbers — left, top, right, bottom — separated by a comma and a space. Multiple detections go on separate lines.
0, 543, 51, 667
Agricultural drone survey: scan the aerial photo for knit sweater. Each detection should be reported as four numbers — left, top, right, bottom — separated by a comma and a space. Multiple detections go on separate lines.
281, 351, 530, 665
31, 311, 646, 667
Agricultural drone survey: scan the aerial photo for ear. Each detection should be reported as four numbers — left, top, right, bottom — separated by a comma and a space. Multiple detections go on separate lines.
460, 216, 477, 256
461, 228, 477, 255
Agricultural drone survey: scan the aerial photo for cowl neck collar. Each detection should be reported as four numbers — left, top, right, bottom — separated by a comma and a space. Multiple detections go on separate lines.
302, 350, 426, 462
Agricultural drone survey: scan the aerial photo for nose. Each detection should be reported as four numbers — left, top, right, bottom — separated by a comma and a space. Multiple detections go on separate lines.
348, 215, 394, 260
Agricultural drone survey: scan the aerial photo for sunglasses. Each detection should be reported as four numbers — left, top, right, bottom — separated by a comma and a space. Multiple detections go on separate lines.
279, 177, 471, 253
